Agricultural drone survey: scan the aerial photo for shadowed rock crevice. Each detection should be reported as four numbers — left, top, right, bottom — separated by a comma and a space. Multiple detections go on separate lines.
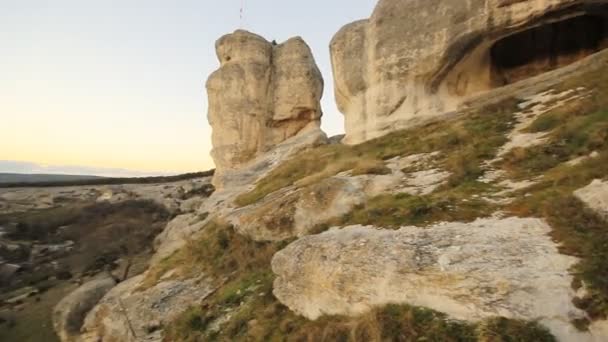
442, 5, 608, 99
491, 13, 608, 86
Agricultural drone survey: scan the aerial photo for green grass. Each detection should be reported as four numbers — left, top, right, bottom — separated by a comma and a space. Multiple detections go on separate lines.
166, 270, 554, 342
501, 62, 608, 180
476, 317, 556, 342
334, 181, 495, 229
161, 250, 557, 342
169, 56, 608, 339
501, 110, 608, 179
506, 152, 608, 323
235, 98, 518, 207
495, 67, 608, 322
140, 220, 290, 290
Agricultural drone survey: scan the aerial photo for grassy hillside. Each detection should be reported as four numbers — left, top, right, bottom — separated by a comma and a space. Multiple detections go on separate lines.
162, 58, 608, 341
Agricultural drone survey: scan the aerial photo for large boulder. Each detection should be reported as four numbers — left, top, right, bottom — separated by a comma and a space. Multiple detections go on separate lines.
331, 0, 608, 144
53, 276, 116, 342
207, 30, 325, 188
272, 217, 607, 341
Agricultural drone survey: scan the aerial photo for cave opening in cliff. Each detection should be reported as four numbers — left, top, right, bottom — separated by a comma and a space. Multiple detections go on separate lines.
490, 13, 608, 85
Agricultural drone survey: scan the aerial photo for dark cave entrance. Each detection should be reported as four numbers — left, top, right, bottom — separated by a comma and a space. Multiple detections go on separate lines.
490, 13, 608, 85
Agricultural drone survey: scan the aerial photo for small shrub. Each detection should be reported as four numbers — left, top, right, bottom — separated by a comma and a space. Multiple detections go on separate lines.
476, 317, 555, 342
351, 160, 392, 176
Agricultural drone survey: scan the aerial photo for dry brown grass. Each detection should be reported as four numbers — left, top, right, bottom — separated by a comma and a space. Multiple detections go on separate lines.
140, 220, 289, 291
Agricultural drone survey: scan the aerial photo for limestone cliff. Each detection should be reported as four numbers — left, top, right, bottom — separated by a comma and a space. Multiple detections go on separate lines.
207, 30, 325, 188
331, 0, 608, 144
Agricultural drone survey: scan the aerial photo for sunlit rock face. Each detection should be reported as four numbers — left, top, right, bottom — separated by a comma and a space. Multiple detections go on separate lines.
207, 30, 324, 188
331, 0, 608, 144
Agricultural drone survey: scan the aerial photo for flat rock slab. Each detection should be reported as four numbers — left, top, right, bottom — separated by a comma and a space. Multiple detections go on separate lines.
575, 179, 608, 221
272, 217, 606, 341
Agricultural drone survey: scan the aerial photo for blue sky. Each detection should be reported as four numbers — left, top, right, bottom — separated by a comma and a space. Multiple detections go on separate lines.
0, 0, 376, 176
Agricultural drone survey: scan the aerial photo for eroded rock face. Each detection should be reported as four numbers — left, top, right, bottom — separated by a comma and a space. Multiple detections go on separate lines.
80, 275, 215, 342
227, 177, 368, 241
226, 153, 449, 242
331, 0, 608, 144
53, 276, 116, 342
272, 217, 605, 341
207, 30, 324, 188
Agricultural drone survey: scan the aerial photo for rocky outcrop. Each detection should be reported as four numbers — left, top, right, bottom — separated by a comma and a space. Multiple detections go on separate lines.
80, 275, 215, 342
207, 30, 325, 188
331, 0, 608, 144
226, 153, 449, 241
575, 179, 608, 221
227, 177, 367, 241
52, 276, 116, 342
272, 217, 605, 341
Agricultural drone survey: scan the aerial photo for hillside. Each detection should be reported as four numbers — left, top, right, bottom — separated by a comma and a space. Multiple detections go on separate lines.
0, 177, 215, 341
0, 173, 104, 184
2, 1, 608, 341
0, 171, 213, 188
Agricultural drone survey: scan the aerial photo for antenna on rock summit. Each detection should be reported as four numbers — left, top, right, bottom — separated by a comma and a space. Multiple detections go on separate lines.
240, 0, 245, 28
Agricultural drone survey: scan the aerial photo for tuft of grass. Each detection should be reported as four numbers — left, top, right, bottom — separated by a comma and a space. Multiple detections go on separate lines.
351, 159, 392, 176
336, 181, 496, 229
476, 317, 556, 342
166, 285, 554, 342
545, 197, 608, 321
140, 220, 289, 291
501, 110, 608, 179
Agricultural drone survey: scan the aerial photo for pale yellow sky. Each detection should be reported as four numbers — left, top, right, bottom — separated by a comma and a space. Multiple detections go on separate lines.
1, 1, 374, 176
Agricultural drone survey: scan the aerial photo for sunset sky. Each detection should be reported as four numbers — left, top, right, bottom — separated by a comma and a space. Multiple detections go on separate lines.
1, 0, 375, 176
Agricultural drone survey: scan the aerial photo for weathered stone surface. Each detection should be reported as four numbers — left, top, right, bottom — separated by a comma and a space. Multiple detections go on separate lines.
575, 179, 608, 221
53, 276, 116, 342
331, 0, 608, 144
80, 275, 215, 342
207, 30, 325, 188
272, 217, 606, 341
225, 151, 449, 242
227, 177, 367, 241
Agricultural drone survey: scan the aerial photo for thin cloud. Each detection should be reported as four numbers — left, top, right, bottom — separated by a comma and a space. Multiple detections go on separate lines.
0, 160, 175, 178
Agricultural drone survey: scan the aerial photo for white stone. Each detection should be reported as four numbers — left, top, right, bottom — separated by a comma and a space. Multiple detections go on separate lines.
272, 217, 606, 341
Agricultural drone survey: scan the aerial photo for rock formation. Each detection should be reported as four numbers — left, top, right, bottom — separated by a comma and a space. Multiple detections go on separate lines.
207, 30, 326, 188
272, 218, 602, 341
80, 275, 215, 342
52, 276, 116, 342
331, 0, 608, 144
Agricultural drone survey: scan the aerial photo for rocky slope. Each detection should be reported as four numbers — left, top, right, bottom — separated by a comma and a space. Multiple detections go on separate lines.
33, 1, 608, 341
0, 177, 214, 341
